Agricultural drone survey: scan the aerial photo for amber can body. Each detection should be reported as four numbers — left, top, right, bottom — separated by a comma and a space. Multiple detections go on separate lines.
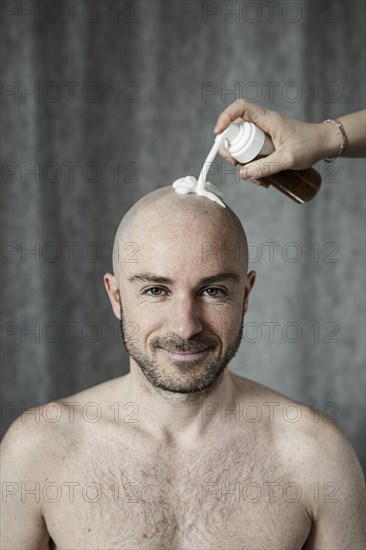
256, 134, 322, 203
261, 167, 322, 204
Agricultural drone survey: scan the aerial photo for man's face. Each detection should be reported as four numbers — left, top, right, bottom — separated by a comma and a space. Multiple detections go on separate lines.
119, 295, 244, 394
105, 202, 255, 395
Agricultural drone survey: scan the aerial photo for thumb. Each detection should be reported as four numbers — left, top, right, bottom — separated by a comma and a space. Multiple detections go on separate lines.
240, 151, 290, 180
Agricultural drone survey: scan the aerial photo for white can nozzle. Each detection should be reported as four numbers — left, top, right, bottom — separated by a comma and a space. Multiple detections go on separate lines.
215, 121, 266, 164
215, 122, 241, 144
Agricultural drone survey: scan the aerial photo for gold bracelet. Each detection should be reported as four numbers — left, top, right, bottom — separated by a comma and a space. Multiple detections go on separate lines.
323, 119, 348, 162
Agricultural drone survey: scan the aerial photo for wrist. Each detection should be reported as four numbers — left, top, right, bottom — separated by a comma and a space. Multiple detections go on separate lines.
322, 119, 348, 161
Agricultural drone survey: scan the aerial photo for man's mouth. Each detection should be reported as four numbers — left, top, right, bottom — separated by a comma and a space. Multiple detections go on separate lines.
159, 347, 212, 361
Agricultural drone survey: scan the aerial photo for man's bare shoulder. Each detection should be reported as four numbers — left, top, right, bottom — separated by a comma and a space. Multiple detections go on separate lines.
232, 372, 322, 426
232, 373, 365, 519
1, 375, 130, 461
233, 372, 361, 450
60, 373, 130, 406
233, 372, 341, 426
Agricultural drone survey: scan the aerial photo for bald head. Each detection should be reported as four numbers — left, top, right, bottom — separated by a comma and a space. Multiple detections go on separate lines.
112, 186, 248, 277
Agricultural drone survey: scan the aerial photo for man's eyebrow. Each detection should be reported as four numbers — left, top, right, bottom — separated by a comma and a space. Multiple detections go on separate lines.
199, 273, 241, 285
127, 272, 241, 285
128, 273, 174, 285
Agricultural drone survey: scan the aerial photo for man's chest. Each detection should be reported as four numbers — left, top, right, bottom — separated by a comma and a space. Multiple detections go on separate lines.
43, 435, 312, 549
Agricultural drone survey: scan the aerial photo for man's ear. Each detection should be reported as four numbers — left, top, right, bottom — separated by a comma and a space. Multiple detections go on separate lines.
243, 270, 256, 314
103, 273, 121, 319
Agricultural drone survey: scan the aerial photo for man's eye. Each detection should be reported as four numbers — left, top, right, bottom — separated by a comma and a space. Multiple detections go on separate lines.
145, 287, 166, 297
203, 287, 226, 298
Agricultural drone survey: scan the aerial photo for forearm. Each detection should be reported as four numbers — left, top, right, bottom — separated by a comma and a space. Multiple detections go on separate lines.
319, 110, 366, 159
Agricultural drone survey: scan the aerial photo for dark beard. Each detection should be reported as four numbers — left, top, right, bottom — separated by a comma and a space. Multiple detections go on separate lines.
119, 301, 243, 395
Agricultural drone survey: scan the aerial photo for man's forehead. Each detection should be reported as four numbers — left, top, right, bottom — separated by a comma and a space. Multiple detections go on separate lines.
114, 237, 246, 272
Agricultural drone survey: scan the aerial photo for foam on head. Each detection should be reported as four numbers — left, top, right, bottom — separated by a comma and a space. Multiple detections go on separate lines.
172, 176, 225, 207
172, 136, 226, 207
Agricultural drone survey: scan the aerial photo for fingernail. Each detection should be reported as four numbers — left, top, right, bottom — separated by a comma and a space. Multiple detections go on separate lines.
214, 124, 221, 133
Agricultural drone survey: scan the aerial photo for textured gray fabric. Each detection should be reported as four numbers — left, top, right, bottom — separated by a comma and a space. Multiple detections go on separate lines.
1, 0, 365, 473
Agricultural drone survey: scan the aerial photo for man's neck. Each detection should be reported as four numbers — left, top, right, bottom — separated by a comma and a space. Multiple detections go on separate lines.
121, 361, 240, 447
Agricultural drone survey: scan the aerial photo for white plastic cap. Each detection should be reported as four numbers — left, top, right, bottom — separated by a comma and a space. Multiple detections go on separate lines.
216, 121, 265, 164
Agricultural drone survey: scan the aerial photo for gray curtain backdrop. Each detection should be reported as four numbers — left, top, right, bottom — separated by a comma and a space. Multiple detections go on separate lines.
2, 0, 365, 472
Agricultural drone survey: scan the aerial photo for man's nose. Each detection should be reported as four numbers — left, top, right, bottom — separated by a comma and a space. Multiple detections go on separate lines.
169, 295, 203, 340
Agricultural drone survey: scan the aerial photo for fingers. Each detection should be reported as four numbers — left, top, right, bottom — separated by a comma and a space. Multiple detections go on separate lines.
214, 98, 269, 135
239, 151, 291, 180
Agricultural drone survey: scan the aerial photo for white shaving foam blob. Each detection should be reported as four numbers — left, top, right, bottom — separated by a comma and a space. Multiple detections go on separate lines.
172, 176, 225, 208
172, 137, 226, 208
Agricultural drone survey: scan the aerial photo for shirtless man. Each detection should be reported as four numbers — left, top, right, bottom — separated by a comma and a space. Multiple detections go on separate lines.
1, 186, 365, 549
